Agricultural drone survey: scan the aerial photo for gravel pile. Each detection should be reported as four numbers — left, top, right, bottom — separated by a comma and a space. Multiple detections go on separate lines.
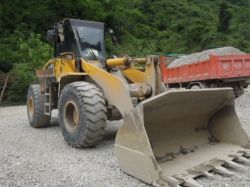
0, 90, 250, 187
168, 47, 245, 68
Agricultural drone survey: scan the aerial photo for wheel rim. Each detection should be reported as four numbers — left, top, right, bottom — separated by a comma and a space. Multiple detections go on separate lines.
28, 97, 34, 120
64, 101, 80, 133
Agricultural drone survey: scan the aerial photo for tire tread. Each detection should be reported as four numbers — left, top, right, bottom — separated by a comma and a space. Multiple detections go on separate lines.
58, 82, 107, 148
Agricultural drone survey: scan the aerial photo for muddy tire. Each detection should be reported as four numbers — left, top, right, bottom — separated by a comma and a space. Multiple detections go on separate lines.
27, 85, 51, 128
58, 82, 107, 148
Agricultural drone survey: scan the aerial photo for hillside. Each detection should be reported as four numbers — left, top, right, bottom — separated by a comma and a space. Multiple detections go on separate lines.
0, 0, 250, 101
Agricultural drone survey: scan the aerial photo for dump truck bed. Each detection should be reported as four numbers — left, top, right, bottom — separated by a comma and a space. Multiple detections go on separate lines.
161, 54, 250, 84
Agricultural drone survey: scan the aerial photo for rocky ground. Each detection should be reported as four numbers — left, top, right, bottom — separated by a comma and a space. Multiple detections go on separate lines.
0, 90, 250, 187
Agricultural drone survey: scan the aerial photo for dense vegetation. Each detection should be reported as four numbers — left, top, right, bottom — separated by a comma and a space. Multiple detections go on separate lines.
0, 0, 250, 102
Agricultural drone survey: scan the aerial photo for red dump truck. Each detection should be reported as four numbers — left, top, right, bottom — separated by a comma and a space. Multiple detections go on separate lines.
160, 54, 250, 97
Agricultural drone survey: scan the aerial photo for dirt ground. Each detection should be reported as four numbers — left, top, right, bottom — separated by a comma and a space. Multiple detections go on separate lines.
1, 91, 250, 187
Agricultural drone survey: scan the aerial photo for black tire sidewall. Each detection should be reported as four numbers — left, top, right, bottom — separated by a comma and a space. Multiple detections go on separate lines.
59, 85, 88, 146
27, 86, 38, 127
27, 85, 51, 128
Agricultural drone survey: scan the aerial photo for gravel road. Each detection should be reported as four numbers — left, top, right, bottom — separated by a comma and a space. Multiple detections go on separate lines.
1, 91, 250, 187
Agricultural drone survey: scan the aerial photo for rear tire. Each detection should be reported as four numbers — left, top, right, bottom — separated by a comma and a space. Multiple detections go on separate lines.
190, 85, 201, 89
27, 85, 51, 128
58, 82, 107, 148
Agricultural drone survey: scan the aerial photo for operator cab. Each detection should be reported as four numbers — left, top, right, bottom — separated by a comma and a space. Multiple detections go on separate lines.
47, 18, 105, 61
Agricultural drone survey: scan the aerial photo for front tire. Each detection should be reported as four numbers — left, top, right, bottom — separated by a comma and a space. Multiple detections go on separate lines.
27, 85, 51, 128
58, 82, 107, 148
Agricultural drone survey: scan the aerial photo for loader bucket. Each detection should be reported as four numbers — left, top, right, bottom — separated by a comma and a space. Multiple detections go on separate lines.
114, 88, 250, 187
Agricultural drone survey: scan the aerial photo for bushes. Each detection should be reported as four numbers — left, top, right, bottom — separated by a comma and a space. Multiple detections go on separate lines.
0, 31, 51, 102
1, 0, 250, 102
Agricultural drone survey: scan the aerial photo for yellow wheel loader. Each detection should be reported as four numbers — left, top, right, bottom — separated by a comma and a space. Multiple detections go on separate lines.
27, 18, 250, 187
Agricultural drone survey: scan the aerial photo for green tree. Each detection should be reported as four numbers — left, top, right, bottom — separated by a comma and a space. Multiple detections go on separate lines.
1, 0, 250, 102
218, 2, 232, 33
7, 32, 51, 101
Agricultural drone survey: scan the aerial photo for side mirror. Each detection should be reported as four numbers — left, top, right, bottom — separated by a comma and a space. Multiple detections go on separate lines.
47, 29, 55, 43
